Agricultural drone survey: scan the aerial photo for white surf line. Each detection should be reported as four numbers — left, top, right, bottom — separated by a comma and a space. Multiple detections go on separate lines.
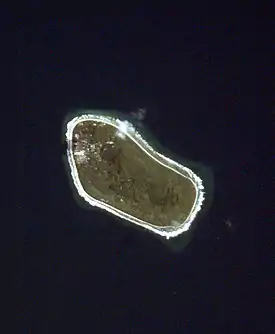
65, 113, 205, 239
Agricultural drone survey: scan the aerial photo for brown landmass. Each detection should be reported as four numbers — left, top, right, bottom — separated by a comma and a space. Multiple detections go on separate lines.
71, 120, 196, 227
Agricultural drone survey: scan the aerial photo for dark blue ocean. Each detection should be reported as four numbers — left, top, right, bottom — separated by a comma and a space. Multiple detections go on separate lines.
17, 13, 272, 334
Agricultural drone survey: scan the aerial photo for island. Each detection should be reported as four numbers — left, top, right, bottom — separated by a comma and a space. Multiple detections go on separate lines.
64, 110, 206, 240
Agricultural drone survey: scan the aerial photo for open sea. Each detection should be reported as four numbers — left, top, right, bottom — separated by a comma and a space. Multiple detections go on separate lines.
16, 11, 272, 334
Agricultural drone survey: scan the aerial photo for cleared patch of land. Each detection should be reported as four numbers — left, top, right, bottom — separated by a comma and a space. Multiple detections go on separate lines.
72, 120, 196, 227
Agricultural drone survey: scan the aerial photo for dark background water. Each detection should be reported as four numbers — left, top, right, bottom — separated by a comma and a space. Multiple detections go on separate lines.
16, 9, 273, 334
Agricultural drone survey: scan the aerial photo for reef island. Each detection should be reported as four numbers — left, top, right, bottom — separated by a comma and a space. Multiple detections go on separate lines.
65, 111, 205, 239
